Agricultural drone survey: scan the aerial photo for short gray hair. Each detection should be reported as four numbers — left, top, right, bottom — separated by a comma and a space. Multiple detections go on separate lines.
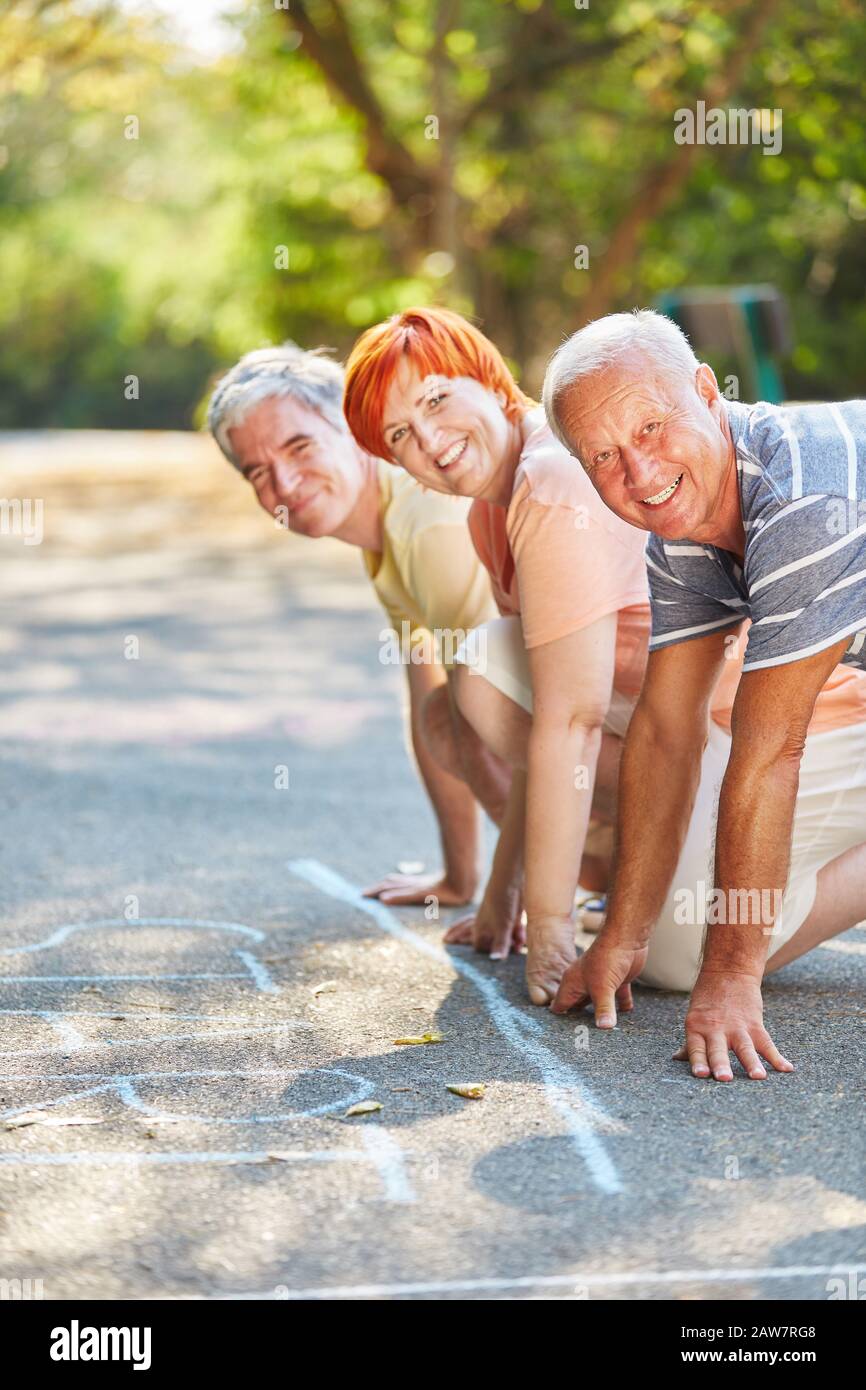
207, 342, 347, 466
542, 309, 700, 457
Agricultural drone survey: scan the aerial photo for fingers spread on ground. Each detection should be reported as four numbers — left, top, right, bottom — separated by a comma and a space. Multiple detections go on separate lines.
615, 982, 634, 1012
732, 1033, 767, 1079
755, 1031, 795, 1072
684, 1036, 710, 1077
443, 920, 474, 944
706, 1034, 734, 1081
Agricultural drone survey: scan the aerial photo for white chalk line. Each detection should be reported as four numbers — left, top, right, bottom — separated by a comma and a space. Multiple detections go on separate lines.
212, 1262, 866, 1300
0, 918, 277, 993
0, 919, 265, 955
0, 1145, 416, 1200
288, 859, 624, 1195
0, 973, 249, 983
0, 1011, 312, 1060
0, 1066, 374, 1125
0, 926, 417, 1195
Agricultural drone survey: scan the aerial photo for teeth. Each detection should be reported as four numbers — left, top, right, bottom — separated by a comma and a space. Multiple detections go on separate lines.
437, 439, 466, 469
642, 474, 682, 506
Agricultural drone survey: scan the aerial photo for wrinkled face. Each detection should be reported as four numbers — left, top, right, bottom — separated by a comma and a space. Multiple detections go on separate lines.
381, 362, 514, 499
558, 358, 730, 541
228, 395, 363, 538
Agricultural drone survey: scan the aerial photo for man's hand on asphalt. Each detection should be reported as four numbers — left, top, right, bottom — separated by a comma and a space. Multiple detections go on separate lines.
362, 870, 474, 907
550, 934, 648, 1026
443, 884, 525, 958
673, 969, 795, 1081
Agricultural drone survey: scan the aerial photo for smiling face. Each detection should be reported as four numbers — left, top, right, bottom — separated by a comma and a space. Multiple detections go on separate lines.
381, 361, 519, 500
227, 394, 364, 538
558, 357, 734, 543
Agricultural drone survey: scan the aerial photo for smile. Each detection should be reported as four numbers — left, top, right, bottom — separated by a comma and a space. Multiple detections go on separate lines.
435, 439, 467, 469
641, 473, 683, 506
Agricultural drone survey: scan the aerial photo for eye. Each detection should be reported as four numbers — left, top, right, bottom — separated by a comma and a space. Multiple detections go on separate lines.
428, 392, 446, 407
642, 421, 660, 435
390, 426, 407, 445
593, 451, 614, 467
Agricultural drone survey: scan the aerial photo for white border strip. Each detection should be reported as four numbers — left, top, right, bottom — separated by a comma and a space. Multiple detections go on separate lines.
213, 1262, 866, 1300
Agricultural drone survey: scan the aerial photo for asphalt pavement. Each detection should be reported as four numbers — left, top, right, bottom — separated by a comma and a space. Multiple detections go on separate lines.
0, 431, 863, 1301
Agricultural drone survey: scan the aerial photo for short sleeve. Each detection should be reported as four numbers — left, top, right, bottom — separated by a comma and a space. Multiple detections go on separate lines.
646, 539, 743, 651
742, 497, 866, 670
510, 497, 648, 649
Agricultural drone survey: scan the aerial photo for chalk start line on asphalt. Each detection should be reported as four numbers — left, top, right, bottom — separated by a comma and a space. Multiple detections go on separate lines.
288, 858, 625, 1195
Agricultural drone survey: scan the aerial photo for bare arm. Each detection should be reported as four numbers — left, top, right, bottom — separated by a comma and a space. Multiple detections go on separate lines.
602, 626, 738, 944
679, 635, 852, 1081
521, 614, 622, 1000
552, 626, 738, 1018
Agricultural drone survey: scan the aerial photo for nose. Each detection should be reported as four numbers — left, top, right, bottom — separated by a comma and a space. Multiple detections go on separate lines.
620, 445, 660, 494
271, 456, 301, 494
414, 418, 445, 459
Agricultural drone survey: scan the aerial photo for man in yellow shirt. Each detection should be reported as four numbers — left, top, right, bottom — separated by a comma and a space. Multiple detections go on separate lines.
207, 343, 502, 908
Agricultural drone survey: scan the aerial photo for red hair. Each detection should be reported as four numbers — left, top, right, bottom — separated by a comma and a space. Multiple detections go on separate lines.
343, 306, 534, 458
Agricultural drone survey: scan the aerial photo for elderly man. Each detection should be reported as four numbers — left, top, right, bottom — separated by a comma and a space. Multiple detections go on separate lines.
207, 343, 504, 914
543, 309, 866, 1081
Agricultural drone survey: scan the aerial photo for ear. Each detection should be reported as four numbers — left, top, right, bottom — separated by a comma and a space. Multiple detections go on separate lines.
695, 362, 720, 406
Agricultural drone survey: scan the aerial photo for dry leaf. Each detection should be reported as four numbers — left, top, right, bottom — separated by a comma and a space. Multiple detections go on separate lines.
343, 1100, 383, 1117
311, 980, 338, 997
393, 1031, 444, 1046
6, 1112, 104, 1130
446, 1084, 485, 1100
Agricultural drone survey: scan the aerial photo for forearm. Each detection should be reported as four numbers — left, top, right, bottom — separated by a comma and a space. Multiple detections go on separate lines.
603, 706, 706, 945
701, 749, 800, 978
524, 720, 602, 920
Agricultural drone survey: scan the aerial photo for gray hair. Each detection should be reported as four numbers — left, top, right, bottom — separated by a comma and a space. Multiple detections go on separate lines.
542, 309, 700, 458
207, 342, 347, 467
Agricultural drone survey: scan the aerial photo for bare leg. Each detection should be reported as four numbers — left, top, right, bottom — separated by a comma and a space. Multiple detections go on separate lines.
420, 680, 511, 825
764, 841, 866, 973
455, 665, 624, 1000
455, 664, 531, 768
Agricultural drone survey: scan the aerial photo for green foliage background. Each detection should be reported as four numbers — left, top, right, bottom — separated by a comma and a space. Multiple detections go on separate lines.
1, 0, 864, 429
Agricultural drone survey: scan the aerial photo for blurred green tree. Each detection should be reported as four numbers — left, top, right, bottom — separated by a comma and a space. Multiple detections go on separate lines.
1, 0, 864, 427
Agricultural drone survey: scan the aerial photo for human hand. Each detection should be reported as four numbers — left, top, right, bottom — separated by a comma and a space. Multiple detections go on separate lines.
549, 933, 648, 1025
362, 869, 474, 908
673, 969, 795, 1081
443, 883, 525, 958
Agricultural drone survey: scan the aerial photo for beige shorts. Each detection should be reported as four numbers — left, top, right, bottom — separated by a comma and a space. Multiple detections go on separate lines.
454, 614, 635, 738
641, 717, 866, 990
456, 616, 866, 992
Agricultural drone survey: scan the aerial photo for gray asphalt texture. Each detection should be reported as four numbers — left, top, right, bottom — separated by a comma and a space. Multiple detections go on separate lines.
0, 431, 863, 1302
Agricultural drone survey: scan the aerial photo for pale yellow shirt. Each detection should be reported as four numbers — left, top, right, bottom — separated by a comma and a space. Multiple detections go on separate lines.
363, 460, 497, 667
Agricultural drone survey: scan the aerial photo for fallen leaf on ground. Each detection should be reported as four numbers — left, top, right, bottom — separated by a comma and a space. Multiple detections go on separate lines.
446, 1084, 485, 1100
311, 980, 338, 997
393, 1031, 444, 1046
343, 1100, 383, 1117
6, 1112, 105, 1130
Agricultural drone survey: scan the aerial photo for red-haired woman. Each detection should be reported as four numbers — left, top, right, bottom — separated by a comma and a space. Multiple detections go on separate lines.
344, 308, 651, 1005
